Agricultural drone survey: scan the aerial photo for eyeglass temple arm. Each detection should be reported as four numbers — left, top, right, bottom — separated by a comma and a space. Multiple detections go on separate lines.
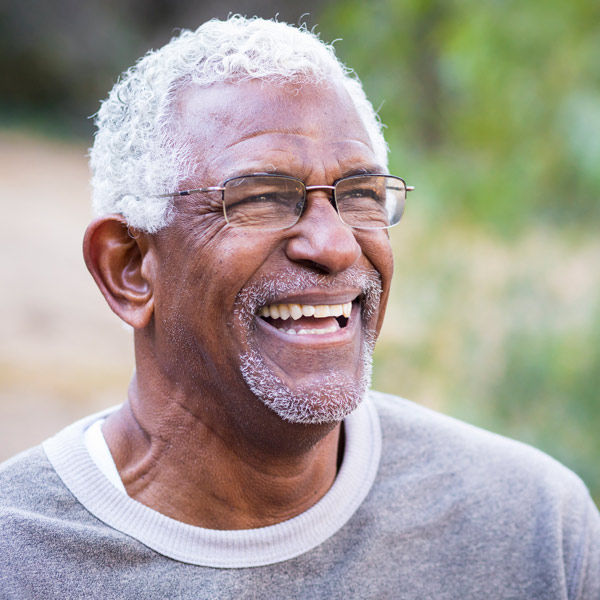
381, 185, 415, 193
152, 187, 225, 198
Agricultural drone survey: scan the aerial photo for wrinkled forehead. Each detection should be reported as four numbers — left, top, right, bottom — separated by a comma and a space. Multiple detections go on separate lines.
171, 79, 380, 182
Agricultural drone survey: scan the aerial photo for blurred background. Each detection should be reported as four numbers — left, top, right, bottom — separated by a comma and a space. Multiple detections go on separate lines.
1, 0, 598, 505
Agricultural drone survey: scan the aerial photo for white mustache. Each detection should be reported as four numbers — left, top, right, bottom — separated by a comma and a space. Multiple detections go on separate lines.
234, 267, 382, 328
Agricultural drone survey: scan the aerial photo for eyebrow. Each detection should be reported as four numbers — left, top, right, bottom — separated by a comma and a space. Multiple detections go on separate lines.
340, 165, 387, 178
226, 164, 387, 182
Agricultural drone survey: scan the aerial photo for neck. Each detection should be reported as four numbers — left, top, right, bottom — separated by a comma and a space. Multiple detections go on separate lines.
102, 374, 343, 529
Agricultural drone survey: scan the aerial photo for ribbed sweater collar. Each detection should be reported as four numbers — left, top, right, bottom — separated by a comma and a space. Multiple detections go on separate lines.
43, 396, 381, 568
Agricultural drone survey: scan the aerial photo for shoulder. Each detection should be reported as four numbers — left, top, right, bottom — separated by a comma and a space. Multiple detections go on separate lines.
0, 446, 84, 572
0, 409, 121, 533
366, 390, 600, 597
0, 445, 89, 530
0, 446, 61, 506
369, 389, 586, 494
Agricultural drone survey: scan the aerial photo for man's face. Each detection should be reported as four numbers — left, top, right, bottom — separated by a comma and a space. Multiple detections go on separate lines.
147, 79, 394, 427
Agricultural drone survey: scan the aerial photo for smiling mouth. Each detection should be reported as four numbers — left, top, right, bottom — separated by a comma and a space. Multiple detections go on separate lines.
257, 301, 355, 335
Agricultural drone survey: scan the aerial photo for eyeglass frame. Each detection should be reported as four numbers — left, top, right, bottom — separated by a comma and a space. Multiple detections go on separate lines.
145, 172, 415, 231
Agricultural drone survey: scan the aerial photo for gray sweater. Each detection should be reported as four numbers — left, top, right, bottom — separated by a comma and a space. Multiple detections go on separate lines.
1, 392, 599, 599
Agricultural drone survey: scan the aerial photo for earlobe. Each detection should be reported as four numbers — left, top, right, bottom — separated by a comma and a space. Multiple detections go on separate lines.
83, 215, 155, 328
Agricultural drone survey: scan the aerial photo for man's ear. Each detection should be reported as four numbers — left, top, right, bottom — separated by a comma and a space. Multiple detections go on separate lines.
83, 215, 155, 329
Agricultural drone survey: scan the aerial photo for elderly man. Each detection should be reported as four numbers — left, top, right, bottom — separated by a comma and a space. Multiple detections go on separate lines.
1, 16, 599, 599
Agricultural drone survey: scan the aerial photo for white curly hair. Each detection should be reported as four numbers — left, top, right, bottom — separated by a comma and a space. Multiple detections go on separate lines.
89, 15, 389, 232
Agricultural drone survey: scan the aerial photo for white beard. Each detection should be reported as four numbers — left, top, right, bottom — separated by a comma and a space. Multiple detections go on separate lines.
239, 333, 376, 424
235, 267, 381, 425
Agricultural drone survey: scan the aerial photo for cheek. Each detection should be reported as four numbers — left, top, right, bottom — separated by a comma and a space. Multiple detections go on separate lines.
355, 232, 394, 333
154, 225, 282, 321
357, 231, 394, 284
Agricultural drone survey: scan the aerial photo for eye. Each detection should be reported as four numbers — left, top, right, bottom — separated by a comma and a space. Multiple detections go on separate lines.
230, 191, 290, 208
221, 175, 307, 230
337, 186, 385, 205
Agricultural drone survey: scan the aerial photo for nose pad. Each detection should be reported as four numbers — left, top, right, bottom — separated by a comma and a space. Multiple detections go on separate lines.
293, 193, 335, 220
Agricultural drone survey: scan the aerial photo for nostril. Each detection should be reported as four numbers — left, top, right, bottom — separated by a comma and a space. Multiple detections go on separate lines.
306, 260, 332, 275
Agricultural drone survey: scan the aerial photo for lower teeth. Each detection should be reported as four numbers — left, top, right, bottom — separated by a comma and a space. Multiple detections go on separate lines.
281, 326, 338, 335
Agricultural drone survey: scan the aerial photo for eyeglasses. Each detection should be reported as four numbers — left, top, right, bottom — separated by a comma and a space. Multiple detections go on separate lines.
152, 173, 414, 231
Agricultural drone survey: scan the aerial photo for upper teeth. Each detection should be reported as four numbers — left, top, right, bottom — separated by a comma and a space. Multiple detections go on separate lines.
258, 302, 352, 319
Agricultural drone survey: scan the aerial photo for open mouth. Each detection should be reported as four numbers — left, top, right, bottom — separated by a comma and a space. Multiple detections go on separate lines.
257, 300, 356, 336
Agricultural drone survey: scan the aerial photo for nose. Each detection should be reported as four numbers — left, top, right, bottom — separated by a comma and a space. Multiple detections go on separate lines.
283, 190, 362, 274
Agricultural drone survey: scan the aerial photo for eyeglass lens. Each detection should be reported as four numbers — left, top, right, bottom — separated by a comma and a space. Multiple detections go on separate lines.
222, 174, 406, 231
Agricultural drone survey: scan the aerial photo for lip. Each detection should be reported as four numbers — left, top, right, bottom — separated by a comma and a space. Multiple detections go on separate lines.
254, 300, 361, 346
254, 289, 362, 310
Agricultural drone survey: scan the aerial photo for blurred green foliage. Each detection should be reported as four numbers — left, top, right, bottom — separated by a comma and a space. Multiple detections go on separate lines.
2, 0, 598, 502
319, 0, 600, 234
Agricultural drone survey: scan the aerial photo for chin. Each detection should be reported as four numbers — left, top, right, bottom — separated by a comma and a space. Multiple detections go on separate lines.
239, 330, 376, 425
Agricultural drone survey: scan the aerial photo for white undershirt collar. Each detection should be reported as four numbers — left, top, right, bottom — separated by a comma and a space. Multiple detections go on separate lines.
83, 418, 126, 493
